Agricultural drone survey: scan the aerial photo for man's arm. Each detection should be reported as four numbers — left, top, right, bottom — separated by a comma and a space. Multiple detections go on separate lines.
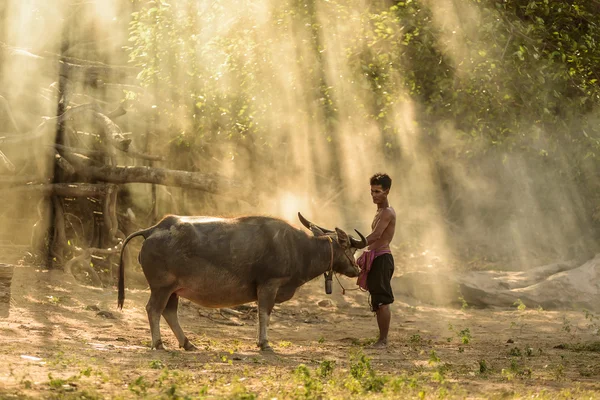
366, 209, 393, 245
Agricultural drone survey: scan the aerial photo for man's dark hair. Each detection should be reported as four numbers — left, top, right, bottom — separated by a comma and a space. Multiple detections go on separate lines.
370, 173, 392, 190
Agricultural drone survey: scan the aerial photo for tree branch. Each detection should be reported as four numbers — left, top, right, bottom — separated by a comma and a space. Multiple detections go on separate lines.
53, 143, 166, 162
1, 42, 140, 81
0, 150, 15, 172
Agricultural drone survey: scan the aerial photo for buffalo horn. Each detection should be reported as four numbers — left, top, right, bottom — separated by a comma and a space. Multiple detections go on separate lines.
350, 229, 368, 249
297, 212, 335, 234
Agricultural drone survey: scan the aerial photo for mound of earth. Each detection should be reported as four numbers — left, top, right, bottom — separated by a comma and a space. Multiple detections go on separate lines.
394, 254, 600, 311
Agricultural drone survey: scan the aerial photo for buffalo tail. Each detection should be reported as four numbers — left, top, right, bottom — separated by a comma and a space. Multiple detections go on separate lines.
117, 228, 152, 309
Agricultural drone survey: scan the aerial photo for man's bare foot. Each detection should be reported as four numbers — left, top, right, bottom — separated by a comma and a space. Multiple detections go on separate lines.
369, 340, 387, 348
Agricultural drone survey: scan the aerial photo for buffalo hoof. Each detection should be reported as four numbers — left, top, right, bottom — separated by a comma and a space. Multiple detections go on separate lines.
259, 344, 273, 352
152, 340, 166, 350
182, 340, 197, 351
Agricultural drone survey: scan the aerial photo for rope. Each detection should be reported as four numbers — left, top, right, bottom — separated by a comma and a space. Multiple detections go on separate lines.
333, 272, 364, 295
322, 234, 366, 295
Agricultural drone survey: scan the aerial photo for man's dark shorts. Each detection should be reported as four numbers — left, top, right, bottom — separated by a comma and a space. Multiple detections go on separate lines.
366, 253, 394, 312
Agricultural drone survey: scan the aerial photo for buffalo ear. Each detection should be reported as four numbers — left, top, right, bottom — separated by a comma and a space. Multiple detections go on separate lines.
334, 227, 350, 247
310, 225, 325, 237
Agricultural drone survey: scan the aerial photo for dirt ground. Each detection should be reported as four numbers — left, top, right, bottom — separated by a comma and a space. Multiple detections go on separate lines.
1, 257, 600, 399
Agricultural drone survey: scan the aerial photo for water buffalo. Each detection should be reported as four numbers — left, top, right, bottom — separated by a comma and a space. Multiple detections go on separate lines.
117, 213, 367, 351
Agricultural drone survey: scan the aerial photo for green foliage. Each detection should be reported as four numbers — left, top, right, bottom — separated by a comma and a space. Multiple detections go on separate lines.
125, 0, 600, 262
47, 373, 66, 389
459, 328, 472, 345
348, 350, 387, 393
129, 376, 149, 396
509, 347, 522, 357
149, 359, 165, 369
317, 360, 336, 379
293, 364, 323, 399
127, 0, 600, 157
428, 350, 441, 365
409, 333, 423, 345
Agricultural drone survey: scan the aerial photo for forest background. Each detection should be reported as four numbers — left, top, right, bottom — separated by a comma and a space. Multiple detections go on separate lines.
1, 0, 600, 276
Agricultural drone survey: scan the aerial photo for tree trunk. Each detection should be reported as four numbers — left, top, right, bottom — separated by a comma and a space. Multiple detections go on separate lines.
0, 264, 14, 318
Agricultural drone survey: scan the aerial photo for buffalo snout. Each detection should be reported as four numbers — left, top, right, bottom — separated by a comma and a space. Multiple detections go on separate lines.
342, 264, 360, 278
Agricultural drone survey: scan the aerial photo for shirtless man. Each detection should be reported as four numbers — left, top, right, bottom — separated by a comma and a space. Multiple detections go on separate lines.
364, 173, 396, 347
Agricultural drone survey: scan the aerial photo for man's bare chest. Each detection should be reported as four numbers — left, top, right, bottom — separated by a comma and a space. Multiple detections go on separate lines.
372, 209, 384, 230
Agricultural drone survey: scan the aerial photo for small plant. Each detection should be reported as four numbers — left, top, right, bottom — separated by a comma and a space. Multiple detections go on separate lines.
525, 346, 534, 357
294, 364, 323, 398
458, 295, 469, 311
513, 299, 526, 311
509, 347, 522, 357
478, 359, 489, 374
47, 373, 66, 389
431, 369, 445, 384
46, 295, 62, 306
150, 359, 165, 369
459, 328, 472, 345
428, 350, 440, 365
501, 368, 514, 381
583, 309, 600, 335
164, 384, 178, 399
348, 350, 387, 393
231, 384, 257, 400
317, 360, 336, 379
409, 333, 422, 345
562, 316, 573, 334
554, 363, 565, 381
221, 355, 233, 364
446, 323, 454, 342
129, 376, 149, 396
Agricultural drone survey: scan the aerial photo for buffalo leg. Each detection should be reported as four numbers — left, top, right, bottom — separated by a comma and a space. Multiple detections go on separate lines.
146, 288, 172, 350
256, 281, 280, 351
162, 293, 197, 351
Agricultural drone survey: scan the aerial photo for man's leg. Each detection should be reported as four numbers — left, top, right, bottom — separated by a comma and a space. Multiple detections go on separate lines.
374, 304, 391, 347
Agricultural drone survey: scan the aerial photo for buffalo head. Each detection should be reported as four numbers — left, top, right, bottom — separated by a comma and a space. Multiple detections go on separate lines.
297, 212, 367, 277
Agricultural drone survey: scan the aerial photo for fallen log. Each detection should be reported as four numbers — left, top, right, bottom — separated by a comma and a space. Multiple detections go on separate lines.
80, 164, 251, 198
58, 153, 251, 199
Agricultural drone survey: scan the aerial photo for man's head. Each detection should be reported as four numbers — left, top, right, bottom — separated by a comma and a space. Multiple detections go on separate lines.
370, 173, 391, 205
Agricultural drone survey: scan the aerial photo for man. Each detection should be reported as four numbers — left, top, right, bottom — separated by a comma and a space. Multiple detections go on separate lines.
357, 173, 396, 348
